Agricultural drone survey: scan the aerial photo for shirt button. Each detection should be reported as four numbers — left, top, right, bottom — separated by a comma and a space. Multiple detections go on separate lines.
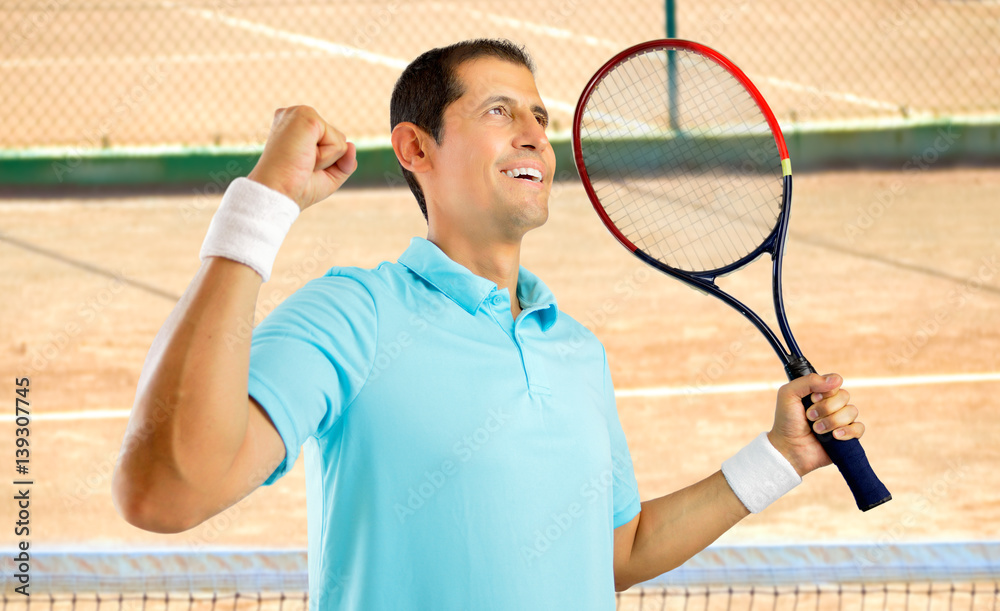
491, 294, 504, 306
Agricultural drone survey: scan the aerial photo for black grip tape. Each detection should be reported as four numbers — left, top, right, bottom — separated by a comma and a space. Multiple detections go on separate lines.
785, 357, 892, 511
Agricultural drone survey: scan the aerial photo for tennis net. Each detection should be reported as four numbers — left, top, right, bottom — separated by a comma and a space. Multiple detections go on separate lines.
3, 542, 998, 610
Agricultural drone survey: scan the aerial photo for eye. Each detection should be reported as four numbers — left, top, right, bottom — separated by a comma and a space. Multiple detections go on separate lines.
487, 106, 508, 117
535, 114, 549, 128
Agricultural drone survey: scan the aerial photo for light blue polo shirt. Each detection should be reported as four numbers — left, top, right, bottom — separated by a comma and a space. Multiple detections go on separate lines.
248, 236, 641, 610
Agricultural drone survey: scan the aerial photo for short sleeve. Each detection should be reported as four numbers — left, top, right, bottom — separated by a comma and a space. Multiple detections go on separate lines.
602, 348, 641, 529
248, 271, 377, 485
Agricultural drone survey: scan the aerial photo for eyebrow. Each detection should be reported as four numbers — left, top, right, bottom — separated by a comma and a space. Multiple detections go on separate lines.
479, 94, 549, 124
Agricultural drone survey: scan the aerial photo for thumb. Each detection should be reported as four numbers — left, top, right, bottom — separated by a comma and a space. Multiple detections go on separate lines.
317, 141, 357, 186
785, 372, 842, 406
334, 142, 358, 176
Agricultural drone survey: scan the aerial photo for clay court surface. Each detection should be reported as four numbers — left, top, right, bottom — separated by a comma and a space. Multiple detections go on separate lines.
1, 166, 998, 551
2, 4, 1000, 602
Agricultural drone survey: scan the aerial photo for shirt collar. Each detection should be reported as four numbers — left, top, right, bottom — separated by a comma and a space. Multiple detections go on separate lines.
398, 237, 559, 330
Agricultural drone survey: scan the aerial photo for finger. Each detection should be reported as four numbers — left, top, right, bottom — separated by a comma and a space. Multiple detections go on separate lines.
315, 141, 358, 197
809, 389, 836, 405
812, 403, 859, 435
782, 373, 842, 407
807, 373, 847, 404
316, 118, 346, 147
269, 107, 284, 128
320, 141, 357, 182
315, 132, 349, 172
830, 420, 865, 441
272, 106, 298, 131
806, 388, 851, 420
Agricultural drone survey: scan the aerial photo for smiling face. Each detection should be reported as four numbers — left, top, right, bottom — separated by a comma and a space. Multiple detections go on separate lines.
422, 57, 556, 245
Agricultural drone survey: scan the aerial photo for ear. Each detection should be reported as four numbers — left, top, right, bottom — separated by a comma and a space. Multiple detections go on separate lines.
391, 122, 434, 175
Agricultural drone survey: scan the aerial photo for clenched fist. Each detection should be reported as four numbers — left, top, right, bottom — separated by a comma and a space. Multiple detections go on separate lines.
248, 106, 358, 210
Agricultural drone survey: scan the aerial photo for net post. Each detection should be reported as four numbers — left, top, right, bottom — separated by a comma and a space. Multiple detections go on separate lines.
665, 0, 679, 131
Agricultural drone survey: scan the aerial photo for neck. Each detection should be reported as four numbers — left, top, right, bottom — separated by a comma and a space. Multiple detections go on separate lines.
426, 230, 523, 319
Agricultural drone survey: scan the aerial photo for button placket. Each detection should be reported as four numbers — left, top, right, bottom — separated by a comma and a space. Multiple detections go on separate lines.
514, 313, 550, 396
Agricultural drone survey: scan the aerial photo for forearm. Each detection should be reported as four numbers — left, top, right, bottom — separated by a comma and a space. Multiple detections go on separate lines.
114, 257, 262, 516
113, 108, 355, 533
617, 471, 749, 589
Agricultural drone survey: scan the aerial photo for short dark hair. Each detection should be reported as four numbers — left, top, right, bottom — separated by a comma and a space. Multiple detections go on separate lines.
390, 38, 536, 221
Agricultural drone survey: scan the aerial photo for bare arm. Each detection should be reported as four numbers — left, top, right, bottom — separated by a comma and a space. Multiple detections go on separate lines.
112, 258, 281, 533
612, 373, 865, 590
112, 106, 357, 533
611, 471, 748, 590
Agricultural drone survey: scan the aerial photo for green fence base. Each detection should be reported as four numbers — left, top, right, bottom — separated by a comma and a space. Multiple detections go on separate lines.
786, 119, 1000, 171
0, 119, 997, 191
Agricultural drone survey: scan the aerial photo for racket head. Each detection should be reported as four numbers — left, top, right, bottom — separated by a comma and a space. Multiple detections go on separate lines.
573, 39, 791, 279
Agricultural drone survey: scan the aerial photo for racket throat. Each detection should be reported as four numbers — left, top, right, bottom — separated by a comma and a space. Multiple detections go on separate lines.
771, 175, 804, 358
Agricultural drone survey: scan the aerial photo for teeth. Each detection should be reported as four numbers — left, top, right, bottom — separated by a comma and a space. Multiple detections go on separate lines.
503, 167, 543, 182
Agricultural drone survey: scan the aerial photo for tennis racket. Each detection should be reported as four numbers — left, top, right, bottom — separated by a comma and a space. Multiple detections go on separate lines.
572, 39, 891, 511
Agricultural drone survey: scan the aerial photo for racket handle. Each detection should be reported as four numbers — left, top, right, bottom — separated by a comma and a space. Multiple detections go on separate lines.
786, 357, 892, 511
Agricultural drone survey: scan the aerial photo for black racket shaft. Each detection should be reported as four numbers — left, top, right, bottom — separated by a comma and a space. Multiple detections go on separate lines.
636, 244, 892, 512
574, 39, 892, 512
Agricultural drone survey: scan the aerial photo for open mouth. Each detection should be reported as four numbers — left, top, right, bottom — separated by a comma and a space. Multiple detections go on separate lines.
501, 167, 544, 183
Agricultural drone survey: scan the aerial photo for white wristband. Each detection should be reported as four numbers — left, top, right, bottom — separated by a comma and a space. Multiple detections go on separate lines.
722, 432, 802, 514
199, 177, 300, 282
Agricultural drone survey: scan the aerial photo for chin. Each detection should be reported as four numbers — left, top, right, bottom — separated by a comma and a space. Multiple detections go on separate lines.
494, 191, 550, 236
512, 205, 549, 235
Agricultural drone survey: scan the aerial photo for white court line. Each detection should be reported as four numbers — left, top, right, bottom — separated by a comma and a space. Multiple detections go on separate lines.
5, 372, 999, 422
167, 1, 409, 70
428, 5, 614, 113
177, 2, 578, 116
1, 50, 334, 69
426, 5, 622, 51
617, 372, 1000, 398
760, 75, 908, 113
2, 3, 583, 115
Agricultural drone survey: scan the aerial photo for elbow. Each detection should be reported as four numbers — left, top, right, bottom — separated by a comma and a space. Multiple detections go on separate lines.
615, 575, 636, 593
112, 463, 202, 534
112, 397, 204, 534
614, 564, 640, 593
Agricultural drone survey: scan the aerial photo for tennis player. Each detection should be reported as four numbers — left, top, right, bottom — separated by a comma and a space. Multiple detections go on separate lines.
113, 39, 865, 609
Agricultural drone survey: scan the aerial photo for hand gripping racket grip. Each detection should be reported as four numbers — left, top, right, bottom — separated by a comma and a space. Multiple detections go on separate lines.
785, 357, 892, 511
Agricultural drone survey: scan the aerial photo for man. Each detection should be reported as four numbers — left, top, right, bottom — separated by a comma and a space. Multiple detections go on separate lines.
113, 39, 864, 609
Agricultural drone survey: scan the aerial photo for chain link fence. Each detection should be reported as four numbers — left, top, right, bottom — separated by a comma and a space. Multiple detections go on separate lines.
677, 0, 1000, 127
0, 0, 663, 150
2, 1, 998, 151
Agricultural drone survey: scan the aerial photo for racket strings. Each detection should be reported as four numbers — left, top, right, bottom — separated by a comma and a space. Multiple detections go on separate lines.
579, 47, 783, 273
593, 146, 767, 272
593, 53, 775, 260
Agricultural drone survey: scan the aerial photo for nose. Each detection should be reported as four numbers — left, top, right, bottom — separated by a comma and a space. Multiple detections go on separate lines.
514, 114, 549, 152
